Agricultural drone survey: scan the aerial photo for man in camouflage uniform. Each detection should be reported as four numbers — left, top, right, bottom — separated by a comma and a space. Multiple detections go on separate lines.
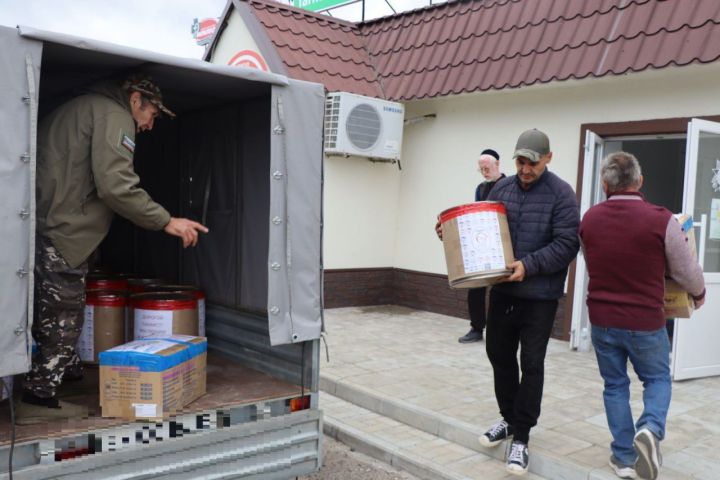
28, 237, 88, 401
19, 74, 208, 424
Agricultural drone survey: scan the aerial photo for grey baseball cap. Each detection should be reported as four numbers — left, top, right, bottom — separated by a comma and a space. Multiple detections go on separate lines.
513, 129, 550, 163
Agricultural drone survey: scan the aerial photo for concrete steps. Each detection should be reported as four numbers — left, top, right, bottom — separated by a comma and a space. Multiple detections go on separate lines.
321, 376, 689, 480
322, 391, 548, 480
317, 307, 712, 480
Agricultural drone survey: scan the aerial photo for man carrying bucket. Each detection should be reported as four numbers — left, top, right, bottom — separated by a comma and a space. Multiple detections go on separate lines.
459, 149, 505, 343
478, 129, 580, 475
18, 74, 209, 425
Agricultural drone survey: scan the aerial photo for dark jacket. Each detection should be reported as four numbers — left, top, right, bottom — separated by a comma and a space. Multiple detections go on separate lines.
36, 82, 171, 268
475, 173, 506, 201
487, 170, 580, 300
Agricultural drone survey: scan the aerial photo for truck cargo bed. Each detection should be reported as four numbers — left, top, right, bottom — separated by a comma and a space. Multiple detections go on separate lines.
0, 352, 302, 446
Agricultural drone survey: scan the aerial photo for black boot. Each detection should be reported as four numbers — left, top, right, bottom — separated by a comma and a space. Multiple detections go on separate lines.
458, 328, 483, 343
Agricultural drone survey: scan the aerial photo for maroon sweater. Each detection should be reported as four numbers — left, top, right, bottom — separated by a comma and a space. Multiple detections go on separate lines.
580, 193, 700, 330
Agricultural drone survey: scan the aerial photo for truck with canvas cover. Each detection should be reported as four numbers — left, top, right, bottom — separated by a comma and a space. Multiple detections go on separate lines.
0, 25, 324, 479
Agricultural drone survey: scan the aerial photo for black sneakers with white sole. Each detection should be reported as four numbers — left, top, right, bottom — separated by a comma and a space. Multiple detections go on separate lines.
506, 440, 529, 475
479, 419, 514, 447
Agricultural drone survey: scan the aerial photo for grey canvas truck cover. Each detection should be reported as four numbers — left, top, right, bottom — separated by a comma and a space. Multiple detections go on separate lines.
0, 25, 325, 479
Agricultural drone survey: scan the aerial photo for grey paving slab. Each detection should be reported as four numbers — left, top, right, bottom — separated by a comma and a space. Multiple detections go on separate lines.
322, 392, 548, 480
321, 306, 719, 479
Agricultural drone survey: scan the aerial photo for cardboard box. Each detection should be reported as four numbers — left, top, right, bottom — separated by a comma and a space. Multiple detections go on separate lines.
663, 214, 696, 319
160, 335, 207, 406
99, 337, 206, 420
664, 279, 694, 318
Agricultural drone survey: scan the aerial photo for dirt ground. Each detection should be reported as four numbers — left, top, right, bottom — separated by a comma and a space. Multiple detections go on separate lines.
297, 437, 419, 480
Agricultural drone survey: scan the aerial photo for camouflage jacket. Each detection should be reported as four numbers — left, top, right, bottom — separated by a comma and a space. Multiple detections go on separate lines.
36, 83, 171, 268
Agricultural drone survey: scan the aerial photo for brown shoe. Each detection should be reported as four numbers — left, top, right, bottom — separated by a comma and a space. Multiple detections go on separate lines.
16, 400, 89, 425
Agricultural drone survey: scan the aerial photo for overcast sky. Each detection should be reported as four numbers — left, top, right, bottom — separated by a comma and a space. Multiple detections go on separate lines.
0, 0, 441, 59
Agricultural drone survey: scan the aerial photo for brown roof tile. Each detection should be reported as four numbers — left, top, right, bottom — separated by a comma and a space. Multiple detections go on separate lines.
367, 0, 720, 100
235, 0, 720, 101
246, 0, 385, 97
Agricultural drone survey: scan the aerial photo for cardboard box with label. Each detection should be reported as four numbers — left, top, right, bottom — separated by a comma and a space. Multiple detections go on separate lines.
159, 335, 207, 406
99, 336, 207, 420
663, 214, 697, 318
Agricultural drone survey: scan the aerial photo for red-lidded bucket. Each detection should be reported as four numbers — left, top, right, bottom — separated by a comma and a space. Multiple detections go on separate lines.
145, 285, 206, 337
438, 201, 515, 288
86, 273, 129, 292
131, 292, 199, 340
125, 278, 167, 341
78, 289, 127, 363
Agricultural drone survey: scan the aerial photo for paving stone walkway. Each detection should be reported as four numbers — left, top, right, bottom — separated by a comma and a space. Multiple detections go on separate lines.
320, 306, 720, 479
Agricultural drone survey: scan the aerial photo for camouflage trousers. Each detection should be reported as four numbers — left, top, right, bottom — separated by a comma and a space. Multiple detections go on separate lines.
24, 236, 88, 398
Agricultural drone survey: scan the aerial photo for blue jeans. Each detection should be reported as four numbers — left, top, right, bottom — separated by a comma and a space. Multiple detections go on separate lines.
591, 326, 671, 466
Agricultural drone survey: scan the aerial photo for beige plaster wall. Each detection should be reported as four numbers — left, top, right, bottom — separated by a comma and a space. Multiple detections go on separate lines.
396, 62, 720, 275
209, 9, 268, 69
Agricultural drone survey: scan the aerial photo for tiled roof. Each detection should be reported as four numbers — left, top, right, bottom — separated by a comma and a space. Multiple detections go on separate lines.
238, 0, 720, 101
246, 0, 385, 97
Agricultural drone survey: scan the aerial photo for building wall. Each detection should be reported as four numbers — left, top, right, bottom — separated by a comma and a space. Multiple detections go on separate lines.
324, 62, 720, 336
210, 8, 269, 69
208, 8, 720, 327
394, 62, 720, 276
323, 156, 401, 269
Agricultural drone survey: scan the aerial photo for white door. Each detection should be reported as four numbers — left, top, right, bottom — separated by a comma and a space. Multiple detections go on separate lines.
672, 119, 720, 380
570, 130, 605, 351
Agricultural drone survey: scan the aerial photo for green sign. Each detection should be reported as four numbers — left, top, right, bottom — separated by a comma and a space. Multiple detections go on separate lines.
291, 0, 358, 12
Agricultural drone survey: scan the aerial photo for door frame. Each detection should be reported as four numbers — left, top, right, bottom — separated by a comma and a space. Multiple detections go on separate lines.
671, 118, 720, 379
562, 114, 720, 343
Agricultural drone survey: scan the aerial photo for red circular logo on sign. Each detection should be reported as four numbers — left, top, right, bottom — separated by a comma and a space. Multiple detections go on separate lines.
228, 50, 268, 72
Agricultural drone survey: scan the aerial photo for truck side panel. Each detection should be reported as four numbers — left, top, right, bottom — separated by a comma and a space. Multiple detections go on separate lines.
268, 80, 325, 346
0, 26, 42, 377
2, 409, 321, 480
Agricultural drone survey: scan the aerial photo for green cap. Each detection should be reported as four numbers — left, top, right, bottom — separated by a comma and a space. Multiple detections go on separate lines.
513, 129, 550, 163
122, 74, 176, 118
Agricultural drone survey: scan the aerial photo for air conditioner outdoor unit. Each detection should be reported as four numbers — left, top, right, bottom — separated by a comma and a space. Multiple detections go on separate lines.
324, 92, 404, 161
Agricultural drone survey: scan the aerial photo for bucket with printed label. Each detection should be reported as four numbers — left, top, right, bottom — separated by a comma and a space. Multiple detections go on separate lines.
125, 278, 167, 341
132, 292, 199, 340
145, 285, 206, 337
439, 201, 515, 288
78, 289, 127, 363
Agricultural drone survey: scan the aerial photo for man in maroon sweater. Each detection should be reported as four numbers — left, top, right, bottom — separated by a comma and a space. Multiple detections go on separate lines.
580, 152, 705, 480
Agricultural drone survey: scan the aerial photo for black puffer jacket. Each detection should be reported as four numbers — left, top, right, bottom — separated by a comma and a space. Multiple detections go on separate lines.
487, 170, 580, 300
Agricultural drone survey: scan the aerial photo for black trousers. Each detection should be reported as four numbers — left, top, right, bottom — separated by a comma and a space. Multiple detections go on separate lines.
467, 287, 487, 331
485, 289, 558, 444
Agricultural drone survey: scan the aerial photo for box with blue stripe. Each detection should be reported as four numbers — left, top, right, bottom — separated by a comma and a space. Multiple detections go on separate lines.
99, 337, 207, 420
144, 335, 207, 405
